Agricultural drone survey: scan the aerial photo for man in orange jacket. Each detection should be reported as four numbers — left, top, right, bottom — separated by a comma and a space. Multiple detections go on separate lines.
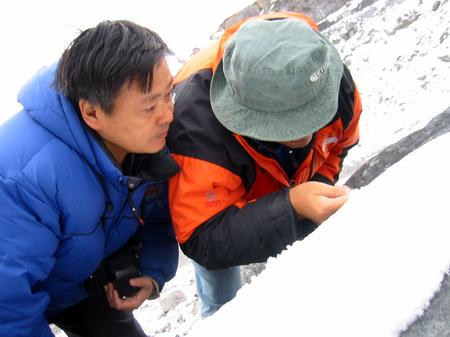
168, 13, 362, 317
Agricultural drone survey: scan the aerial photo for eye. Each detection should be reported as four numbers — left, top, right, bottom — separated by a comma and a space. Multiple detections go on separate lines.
165, 88, 175, 103
145, 106, 156, 113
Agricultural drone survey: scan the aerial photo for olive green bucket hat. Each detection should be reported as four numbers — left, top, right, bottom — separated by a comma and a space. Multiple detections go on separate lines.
210, 18, 344, 142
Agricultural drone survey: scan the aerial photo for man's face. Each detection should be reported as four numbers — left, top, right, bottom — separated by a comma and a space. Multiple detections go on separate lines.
279, 134, 313, 149
94, 58, 174, 164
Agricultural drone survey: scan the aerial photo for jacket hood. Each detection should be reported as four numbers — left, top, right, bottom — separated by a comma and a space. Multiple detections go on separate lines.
17, 63, 121, 180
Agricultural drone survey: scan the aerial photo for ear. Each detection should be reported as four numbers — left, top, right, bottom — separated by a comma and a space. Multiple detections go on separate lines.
79, 99, 104, 130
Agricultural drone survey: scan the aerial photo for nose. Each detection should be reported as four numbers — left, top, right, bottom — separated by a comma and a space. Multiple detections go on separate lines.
159, 99, 174, 125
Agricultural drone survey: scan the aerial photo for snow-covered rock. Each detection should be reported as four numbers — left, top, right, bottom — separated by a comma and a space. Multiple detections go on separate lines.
189, 128, 450, 337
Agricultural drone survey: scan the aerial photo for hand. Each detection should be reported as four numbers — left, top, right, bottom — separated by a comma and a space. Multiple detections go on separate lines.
288, 181, 350, 224
104, 276, 155, 311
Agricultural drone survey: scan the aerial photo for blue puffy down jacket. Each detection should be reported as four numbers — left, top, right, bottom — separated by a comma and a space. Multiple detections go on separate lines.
0, 64, 179, 337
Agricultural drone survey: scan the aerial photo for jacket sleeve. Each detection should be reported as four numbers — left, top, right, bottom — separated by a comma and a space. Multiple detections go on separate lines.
138, 181, 178, 291
312, 67, 363, 184
168, 156, 317, 270
0, 178, 58, 337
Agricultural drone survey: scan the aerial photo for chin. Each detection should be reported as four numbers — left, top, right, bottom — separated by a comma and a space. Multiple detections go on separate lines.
146, 140, 166, 153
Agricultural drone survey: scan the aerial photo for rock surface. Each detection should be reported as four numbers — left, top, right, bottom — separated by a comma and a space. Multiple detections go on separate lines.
345, 106, 450, 189
401, 272, 450, 337
216, 0, 379, 32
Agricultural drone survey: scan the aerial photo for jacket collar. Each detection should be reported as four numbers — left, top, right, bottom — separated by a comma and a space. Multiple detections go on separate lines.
123, 147, 179, 182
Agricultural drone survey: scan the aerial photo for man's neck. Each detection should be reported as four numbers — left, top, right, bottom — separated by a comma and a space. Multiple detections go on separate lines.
102, 139, 127, 166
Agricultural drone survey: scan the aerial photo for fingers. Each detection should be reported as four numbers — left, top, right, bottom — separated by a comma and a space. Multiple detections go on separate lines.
325, 185, 351, 198
129, 276, 153, 289
308, 181, 351, 198
320, 192, 350, 218
289, 182, 351, 223
104, 277, 152, 311
104, 283, 123, 309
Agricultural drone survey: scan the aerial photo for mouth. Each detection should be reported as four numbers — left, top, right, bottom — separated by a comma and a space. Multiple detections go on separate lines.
281, 136, 312, 149
157, 130, 169, 139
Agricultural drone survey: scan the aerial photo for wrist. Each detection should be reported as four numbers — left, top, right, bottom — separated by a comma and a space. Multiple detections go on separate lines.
288, 187, 304, 220
146, 276, 160, 300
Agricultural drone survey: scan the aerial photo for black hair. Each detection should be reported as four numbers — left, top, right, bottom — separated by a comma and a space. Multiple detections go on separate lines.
54, 20, 172, 114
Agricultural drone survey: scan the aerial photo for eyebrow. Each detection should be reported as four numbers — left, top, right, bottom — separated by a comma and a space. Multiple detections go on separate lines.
144, 78, 174, 103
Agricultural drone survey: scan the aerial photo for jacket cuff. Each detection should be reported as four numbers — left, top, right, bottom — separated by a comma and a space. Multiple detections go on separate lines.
147, 276, 160, 300
310, 173, 333, 185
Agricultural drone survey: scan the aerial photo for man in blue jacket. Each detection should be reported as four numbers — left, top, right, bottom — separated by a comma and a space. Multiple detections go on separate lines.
0, 20, 179, 337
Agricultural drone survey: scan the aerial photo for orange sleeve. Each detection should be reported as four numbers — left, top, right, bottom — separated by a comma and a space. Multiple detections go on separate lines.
316, 86, 362, 182
168, 154, 247, 244
340, 86, 362, 149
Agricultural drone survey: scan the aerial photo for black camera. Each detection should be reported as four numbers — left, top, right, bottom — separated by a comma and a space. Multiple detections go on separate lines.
105, 251, 142, 298
84, 239, 142, 298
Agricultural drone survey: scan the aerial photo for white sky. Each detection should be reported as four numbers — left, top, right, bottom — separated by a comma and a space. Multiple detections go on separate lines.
0, 0, 254, 125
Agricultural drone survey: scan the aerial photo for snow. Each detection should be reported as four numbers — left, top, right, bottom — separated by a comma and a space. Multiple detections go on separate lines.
1, 0, 449, 336
329, 0, 450, 178
190, 131, 450, 337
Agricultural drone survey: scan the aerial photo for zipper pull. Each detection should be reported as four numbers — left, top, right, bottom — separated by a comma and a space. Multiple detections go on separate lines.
127, 176, 142, 190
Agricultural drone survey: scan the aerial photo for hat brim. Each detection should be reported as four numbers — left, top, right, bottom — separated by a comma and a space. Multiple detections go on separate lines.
210, 35, 344, 142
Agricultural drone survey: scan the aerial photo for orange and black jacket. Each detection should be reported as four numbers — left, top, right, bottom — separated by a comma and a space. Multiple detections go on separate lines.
167, 12, 362, 269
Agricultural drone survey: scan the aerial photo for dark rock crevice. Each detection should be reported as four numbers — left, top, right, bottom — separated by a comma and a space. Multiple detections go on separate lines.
345, 106, 450, 189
